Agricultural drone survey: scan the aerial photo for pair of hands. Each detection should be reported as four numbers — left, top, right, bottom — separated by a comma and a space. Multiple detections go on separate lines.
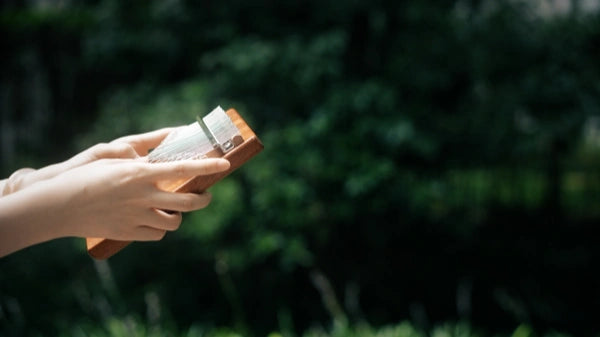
0, 128, 230, 257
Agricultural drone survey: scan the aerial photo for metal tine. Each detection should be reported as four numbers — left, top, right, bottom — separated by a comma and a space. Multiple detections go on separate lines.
147, 106, 240, 163
148, 126, 211, 163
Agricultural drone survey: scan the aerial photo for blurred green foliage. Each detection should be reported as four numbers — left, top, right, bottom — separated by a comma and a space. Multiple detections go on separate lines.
2, 0, 600, 336
56, 317, 574, 337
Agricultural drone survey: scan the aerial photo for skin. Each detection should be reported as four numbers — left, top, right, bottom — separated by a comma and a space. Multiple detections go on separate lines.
0, 128, 230, 257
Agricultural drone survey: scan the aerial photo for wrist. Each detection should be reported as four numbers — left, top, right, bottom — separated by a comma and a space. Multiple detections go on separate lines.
0, 179, 68, 256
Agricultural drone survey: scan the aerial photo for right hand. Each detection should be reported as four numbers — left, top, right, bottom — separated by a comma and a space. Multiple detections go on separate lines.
48, 157, 231, 241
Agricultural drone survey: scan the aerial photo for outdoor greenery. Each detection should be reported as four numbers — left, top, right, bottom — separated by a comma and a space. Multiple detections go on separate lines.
2, 0, 600, 336
55, 319, 570, 337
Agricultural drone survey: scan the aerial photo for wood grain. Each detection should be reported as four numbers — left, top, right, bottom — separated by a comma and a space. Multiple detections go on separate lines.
86, 108, 263, 259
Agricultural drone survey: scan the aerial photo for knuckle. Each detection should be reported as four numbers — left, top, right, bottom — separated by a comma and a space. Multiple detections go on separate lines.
93, 142, 137, 159
128, 162, 148, 179
181, 194, 203, 211
115, 143, 136, 158
119, 165, 138, 182
181, 196, 193, 211
115, 163, 145, 186
173, 163, 187, 177
91, 143, 110, 158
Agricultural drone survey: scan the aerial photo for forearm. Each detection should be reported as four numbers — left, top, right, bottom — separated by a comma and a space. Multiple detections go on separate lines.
0, 180, 68, 257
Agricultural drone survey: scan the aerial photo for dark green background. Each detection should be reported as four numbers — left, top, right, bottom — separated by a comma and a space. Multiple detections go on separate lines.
2, 1, 600, 336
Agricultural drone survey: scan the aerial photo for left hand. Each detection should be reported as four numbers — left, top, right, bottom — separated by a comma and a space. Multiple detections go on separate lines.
1, 128, 176, 196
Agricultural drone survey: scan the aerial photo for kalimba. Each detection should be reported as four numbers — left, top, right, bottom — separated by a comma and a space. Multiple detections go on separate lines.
86, 107, 263, 259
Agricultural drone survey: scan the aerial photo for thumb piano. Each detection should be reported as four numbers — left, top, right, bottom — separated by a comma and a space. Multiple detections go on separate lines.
86, 107, 263, 259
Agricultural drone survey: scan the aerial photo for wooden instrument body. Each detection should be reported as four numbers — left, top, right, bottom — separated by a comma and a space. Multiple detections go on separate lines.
86, 108, 263, 259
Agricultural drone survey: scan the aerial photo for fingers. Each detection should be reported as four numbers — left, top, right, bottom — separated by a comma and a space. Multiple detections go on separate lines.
152, 208, 183, 231
93, 142, 139, 160
145, 158, 230, 180
64, 142, 139, 171
152, 191, 213, 212
131, 209, 182, 241
113, 127, 177, 156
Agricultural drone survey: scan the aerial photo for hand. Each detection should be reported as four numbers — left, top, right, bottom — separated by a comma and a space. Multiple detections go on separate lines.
0, 126, 229, 257
0, 156, 230, 256
57, 157, 230, 241
1, 128, 175, 196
